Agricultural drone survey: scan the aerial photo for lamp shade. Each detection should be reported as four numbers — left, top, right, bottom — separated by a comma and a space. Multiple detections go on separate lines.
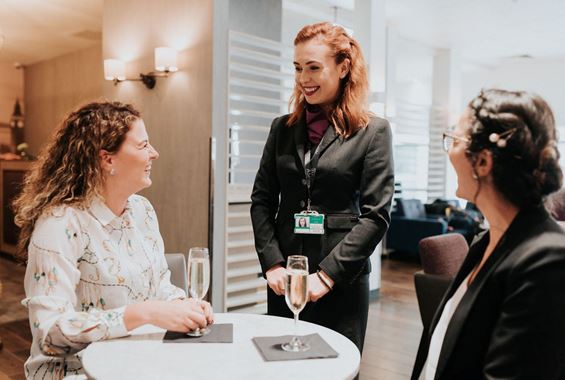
104, 59, 126, 81
154, 47, 178, 72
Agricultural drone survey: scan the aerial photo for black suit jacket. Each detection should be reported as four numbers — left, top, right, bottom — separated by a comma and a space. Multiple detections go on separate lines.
250, 114, 394, 285
412, 206, 565, 380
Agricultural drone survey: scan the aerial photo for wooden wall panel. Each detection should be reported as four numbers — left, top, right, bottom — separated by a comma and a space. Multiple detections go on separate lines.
24, 45, 103, 156
103, 0, 213, 253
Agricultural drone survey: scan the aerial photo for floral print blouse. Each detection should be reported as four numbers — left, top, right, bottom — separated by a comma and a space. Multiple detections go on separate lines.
22, 195, 185, 380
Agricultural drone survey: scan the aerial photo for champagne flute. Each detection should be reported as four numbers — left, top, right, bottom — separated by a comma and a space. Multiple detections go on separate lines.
282, 255, 310, 352
186, 247, 210, 336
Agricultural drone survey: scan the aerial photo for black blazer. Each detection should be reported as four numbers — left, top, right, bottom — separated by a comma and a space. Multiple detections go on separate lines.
250, 114, 394, 285
412, 206, 565, 380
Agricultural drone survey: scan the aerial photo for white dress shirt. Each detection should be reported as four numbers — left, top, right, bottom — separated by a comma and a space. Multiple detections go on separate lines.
21, 195, 185, 380
423, 274, 470, 380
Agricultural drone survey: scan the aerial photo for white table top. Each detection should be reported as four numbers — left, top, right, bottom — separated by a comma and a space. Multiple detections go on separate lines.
81, 313, 360, 380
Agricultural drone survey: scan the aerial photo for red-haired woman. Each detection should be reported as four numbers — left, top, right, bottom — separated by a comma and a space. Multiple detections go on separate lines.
251, 22, 394, 353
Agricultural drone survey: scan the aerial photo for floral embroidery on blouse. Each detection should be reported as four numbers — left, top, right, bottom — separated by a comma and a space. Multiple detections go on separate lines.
22, 195, 185, 380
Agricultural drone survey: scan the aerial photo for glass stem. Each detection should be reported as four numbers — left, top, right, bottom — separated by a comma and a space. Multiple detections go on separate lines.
292, 312, 299, 348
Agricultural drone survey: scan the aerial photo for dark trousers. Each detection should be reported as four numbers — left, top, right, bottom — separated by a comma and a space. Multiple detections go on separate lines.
267, 273, 370, 354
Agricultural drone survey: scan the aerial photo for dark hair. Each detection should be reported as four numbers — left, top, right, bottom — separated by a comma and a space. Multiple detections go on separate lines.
466, 89, 562, 208
545, 188, 565, 221
13, 101, 140, 259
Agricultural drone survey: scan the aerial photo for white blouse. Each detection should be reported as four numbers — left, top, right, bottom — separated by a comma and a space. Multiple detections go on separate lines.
423, 274, 470, 380
21, 195, 185, 380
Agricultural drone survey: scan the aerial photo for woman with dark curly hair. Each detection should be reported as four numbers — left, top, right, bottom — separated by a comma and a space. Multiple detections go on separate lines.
413, 89, 565, 380
15, 101, 213, 379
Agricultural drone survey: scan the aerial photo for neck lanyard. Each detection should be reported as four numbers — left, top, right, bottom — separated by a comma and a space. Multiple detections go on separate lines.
303, 136, 324, 211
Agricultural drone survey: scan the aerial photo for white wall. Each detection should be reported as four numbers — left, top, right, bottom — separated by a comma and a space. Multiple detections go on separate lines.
461, 58, 565, 126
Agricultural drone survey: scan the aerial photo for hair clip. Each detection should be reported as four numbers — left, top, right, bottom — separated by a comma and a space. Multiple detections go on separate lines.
488, 128, 516, 148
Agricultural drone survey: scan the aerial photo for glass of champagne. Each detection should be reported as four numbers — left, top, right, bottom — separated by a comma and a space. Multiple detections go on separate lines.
282, 255, 310, 352
186, 247, 210, 336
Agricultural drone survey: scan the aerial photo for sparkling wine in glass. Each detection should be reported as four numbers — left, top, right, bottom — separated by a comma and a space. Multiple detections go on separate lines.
186, 247, 210, 336
282, 255, 310, 352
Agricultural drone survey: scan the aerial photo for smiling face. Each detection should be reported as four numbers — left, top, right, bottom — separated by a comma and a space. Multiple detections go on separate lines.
448, 108, 477, 201
293, 38, 349, 108
106, 118, 159, 196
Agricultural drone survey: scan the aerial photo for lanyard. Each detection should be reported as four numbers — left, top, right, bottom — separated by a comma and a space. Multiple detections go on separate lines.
303, 136, 324, 211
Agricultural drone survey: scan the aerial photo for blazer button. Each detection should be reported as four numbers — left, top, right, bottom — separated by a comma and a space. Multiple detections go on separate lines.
300, 200, 306, 208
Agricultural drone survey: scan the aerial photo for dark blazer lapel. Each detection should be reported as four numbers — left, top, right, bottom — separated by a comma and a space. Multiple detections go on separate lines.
317, 123, 339, 157
294, 116, 307, 171
433, 208, 546, 379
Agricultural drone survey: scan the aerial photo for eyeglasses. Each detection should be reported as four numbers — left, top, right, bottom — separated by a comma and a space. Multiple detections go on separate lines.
442, 132, 470, 152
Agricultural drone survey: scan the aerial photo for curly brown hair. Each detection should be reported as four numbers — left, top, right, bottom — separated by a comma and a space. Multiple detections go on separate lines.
466, 89, 562, 208
13, 101, 140, 260
287, 22, 371, 137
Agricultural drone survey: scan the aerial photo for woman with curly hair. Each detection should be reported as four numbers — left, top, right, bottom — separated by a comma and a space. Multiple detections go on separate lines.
15, 101, 213, 379
413, 89, 565, 379
251, 22, 394, 353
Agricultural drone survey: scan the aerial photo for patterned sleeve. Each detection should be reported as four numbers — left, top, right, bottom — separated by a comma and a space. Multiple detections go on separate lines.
138, 196, 186, 301
22, 208, 129, 357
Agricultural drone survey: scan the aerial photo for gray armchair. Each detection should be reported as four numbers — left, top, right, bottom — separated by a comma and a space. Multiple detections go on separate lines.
165, 253, 188, 295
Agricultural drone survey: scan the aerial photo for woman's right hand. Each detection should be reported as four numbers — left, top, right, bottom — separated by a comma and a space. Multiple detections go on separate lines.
125, 299, 208, 333
149, 299, 208, 332
266, 265, 287, 296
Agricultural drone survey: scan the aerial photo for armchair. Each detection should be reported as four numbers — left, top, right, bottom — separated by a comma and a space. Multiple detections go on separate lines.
425, 199, 482, 243
165, 253, 188, 295
412, 233, 468, 377
387, 199, 448, 256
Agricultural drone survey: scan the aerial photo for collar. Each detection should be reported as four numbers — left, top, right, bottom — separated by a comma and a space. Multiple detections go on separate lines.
305, 104, 329, 145
294, 112, 338, 171
305, 104, 325, 123
89, 197, 132, 228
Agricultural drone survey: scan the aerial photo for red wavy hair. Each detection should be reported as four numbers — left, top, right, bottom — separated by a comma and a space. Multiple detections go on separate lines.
287, 22, 371, 137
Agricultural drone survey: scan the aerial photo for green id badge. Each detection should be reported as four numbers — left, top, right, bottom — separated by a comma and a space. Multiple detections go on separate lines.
294, 212, 325, 235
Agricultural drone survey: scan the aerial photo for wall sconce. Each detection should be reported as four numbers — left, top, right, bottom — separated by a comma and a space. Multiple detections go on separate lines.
104, 47, 178, 89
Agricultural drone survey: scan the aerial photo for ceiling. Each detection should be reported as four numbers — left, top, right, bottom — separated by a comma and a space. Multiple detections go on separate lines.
386, 0, 565, 66
0, 0, 102, 65
1, 0, 564, 67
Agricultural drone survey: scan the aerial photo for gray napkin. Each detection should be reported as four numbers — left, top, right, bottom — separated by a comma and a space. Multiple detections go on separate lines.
252, 334, 339, 361
163, 323, 233, 343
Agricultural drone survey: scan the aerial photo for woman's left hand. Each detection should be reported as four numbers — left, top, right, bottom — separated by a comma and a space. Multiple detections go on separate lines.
307, 274, 330, 302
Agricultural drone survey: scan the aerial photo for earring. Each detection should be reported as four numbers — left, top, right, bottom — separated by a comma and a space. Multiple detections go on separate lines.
472, 171, 479, 180
110, 168, 115, 176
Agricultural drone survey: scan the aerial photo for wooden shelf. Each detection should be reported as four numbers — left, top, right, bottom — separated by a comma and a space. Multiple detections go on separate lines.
0, 160, 33, 256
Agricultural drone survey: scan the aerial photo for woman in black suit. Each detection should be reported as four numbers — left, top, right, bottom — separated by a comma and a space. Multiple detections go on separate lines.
413, 89, 565, 379
250, 22, 394, 353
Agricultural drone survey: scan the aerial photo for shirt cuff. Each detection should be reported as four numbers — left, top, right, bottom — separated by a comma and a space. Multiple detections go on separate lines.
103, 306, 130, 339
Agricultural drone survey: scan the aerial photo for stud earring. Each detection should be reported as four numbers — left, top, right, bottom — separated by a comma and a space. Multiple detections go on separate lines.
110, 168, 115, 176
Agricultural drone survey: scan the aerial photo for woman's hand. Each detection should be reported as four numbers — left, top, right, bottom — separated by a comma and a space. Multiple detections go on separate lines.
125, 299, 209, 333
307, 273, 331, 302
266, 265, 287, 296
187, 298, 215, 325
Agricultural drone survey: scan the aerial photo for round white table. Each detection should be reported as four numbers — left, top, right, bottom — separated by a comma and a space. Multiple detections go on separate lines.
81, 313, 359, 380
